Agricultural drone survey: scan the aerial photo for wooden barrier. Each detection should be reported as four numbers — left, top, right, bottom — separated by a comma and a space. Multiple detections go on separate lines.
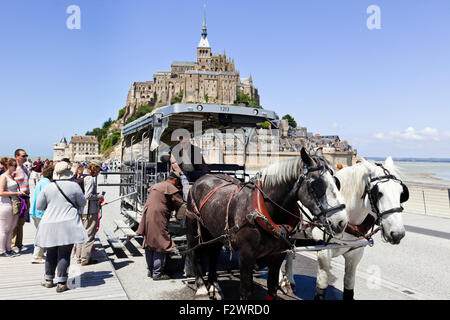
403, 182, 450, 218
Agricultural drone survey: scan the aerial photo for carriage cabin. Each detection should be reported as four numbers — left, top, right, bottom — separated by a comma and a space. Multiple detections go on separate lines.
101, 103, 279, 250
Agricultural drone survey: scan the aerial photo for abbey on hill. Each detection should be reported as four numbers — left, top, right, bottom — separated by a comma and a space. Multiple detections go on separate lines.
122, 14, 259, 121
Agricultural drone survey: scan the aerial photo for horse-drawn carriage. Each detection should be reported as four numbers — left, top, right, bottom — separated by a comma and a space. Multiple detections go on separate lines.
99, 103, 407, 300
99, 103, 279, 252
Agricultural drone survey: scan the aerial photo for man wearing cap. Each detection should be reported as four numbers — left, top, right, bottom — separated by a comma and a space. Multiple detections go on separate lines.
136, 172, 185, 280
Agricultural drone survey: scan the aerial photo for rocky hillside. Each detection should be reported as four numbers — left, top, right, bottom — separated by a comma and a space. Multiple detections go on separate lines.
85, 110, 124, 159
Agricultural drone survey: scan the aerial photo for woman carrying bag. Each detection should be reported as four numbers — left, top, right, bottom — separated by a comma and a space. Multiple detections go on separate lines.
0, 158, 26, 257
35, 161, 88, 293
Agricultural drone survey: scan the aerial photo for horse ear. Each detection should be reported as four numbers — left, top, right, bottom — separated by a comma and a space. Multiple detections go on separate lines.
385, 156, 395, 168
315, 147, 324, 157
301, 147, 314, 167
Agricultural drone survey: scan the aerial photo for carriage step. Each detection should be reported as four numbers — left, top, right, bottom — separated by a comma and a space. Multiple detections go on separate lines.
113, 219, 137, 237
121, 209, 142, 224
172, 235, 187, 243
104, 229, 125, 249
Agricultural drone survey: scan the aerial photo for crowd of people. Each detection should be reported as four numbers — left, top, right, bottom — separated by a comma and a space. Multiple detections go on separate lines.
0, 149, 105, 293
0, 138, 206, 291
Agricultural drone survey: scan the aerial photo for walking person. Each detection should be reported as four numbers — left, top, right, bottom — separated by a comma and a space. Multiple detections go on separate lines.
136, 172, 185, 280
0, 158, 26, 257
35, 161, 88, 292
76, 161, 103, 266
31, 157, 44, 186
29, 165, 54, 264
11, 149, 31, 254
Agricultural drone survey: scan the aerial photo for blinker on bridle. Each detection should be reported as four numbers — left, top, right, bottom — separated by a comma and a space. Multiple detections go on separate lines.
295, 163, 346, 222
363, 163, 409, 224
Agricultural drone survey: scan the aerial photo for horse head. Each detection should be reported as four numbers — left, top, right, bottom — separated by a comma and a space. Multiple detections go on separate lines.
361, 157, 407, 244
295, 147, 348, 235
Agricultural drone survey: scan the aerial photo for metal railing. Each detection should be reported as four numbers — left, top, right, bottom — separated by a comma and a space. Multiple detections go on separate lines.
403, 181, 450, 218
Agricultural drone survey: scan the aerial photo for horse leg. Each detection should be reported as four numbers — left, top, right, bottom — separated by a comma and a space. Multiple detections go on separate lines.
238, 248, 256, 300
279, 251, 295, 294
314, 249, 332, 300
267, 254, 286, 300
342, 248, 364, 300
186, 218, 209, 299
207, 243, 224, 300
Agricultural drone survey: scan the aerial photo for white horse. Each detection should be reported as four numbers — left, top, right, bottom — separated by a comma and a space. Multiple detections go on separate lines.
280, 157, 409, 299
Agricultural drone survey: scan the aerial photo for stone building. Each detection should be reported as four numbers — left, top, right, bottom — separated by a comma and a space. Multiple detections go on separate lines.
123, 14, 259, 121
53, 135, 102, 162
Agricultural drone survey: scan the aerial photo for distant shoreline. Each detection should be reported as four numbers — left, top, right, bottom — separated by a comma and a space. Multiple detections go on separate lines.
365, 159, 450, 187
366, 157, 450, 163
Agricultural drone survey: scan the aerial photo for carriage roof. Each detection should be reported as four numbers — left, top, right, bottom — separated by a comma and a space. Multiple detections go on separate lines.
122, 103, 279, 144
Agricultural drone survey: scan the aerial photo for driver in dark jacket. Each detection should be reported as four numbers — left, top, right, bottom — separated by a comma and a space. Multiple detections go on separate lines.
136, 172, 185, 280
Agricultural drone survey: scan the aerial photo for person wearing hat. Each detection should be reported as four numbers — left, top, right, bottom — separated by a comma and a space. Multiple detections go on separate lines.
136, 172, 185, 280
76, 162, 103, 266
34, 161, 88, 293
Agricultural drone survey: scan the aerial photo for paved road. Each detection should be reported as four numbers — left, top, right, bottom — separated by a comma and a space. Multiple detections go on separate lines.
97, 174, 450, 300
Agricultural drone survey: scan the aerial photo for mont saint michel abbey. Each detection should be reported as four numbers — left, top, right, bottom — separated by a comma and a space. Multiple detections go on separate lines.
122, 15, 259, 121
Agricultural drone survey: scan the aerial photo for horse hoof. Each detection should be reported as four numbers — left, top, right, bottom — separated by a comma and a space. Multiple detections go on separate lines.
208, 282, 224, 300
285, 285, 294, 295
343, 288, 354, 300
314, 288, 326, 300
194, 285, 210, 300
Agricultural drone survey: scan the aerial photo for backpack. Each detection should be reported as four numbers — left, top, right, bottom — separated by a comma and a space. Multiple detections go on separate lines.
73, 173, 88, 193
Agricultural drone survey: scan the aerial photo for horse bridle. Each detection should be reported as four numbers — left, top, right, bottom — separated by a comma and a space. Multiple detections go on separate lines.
362, 163, 409, 225
292, 162, 346, 231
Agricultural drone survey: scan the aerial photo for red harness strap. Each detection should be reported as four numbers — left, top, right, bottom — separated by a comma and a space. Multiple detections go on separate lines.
251, 180, 298, 239
345, 214, 376, 237
252, 181, 281, 235
199, 182, 233, 211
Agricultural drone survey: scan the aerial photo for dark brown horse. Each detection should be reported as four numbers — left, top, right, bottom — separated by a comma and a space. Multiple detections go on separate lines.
186, 147, 348, 300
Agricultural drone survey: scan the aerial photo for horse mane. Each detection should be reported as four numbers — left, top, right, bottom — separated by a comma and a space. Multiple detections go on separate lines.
260, 157, 303, 189
335, 163, 371, 210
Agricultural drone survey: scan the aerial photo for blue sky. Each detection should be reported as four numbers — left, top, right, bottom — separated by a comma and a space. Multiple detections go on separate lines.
1, 0, 449, 158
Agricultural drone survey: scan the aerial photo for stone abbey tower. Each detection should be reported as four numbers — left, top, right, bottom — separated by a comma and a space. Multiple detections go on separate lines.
123, 12, 259, 121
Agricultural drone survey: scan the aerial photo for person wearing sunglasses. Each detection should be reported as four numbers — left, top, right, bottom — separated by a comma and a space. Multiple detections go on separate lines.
0, 158, 26, 257
11, 149, 31, 254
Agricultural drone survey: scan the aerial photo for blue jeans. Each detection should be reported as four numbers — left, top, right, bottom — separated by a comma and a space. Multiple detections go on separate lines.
145, 250, 166, 278
45, 244, 73, 283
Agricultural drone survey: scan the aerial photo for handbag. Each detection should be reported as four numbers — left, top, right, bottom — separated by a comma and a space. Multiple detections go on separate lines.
11, 197, 22, 215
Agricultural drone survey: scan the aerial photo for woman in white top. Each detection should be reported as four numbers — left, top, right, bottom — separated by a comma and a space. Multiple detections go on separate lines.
0, 158, 26, 257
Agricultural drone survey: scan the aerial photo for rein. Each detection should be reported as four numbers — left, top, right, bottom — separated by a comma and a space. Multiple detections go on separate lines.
184, 159, 347, 254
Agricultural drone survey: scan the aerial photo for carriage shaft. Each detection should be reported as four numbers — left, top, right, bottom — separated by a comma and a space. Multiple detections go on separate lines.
293, 238, 373, 252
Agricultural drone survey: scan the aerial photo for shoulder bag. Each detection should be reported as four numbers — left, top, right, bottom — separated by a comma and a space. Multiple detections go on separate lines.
54, 181, 78, 210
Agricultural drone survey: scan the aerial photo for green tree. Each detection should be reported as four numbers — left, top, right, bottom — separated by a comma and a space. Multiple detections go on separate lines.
282, 114, 297, 128
125, 104, 155, 125
171, 90, 184, 104
117, 107, 126, 120
259, 121, 271, 129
